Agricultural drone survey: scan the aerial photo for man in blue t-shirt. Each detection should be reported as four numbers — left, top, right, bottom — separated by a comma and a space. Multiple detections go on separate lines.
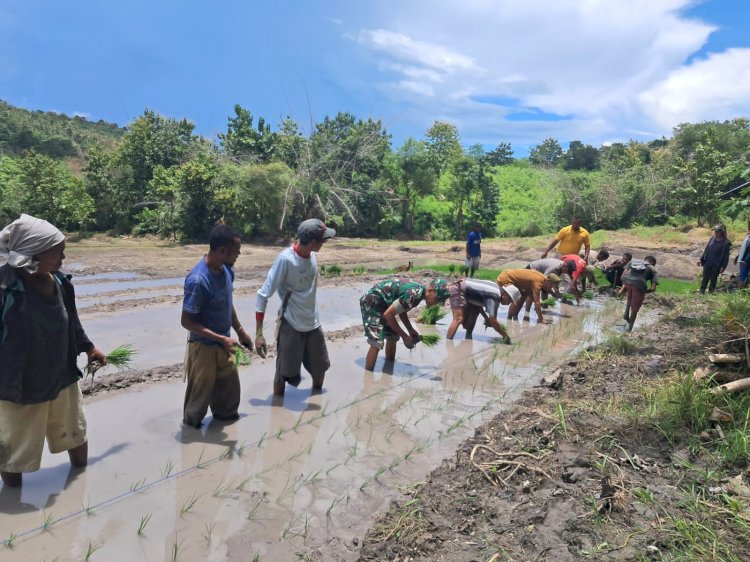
181, 224, 252, 428
465, 223, 482, 277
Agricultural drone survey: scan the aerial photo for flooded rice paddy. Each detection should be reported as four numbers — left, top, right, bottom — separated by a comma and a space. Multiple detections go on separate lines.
0, 275, 625, 561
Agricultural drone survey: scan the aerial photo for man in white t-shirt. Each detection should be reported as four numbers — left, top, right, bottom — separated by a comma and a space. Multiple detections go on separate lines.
255, 219, 335, 396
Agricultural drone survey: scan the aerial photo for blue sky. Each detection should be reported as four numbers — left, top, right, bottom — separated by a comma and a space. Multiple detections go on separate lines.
1, 0, 748, 155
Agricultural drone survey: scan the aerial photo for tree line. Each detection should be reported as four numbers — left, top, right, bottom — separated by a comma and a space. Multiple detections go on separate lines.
0, 99, 748, 240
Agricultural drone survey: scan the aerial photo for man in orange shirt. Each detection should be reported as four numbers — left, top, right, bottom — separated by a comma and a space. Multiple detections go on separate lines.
497, 269, 560, 324
541, 217, 590, 262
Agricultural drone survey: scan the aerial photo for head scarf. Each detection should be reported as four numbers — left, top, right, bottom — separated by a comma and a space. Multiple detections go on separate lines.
0, 214, 65, 273
431, 278, 451, 301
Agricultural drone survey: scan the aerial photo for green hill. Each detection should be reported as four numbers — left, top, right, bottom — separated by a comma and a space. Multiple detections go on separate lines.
0, 100, 125, 159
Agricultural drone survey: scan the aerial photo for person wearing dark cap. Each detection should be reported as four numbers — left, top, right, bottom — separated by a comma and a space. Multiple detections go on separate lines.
698, 223, 731, 294
465, 223, 482, 277
255, 219, 336, 396
361, 277, 451, 370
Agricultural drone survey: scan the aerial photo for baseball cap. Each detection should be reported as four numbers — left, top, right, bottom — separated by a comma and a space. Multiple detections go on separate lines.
431, 278, 451, 301
501, 284, 522, 305
298, 219, 336, 244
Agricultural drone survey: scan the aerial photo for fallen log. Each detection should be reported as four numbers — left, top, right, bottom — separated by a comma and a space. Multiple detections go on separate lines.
709, 377, 750, 394
708, 353, 745, 364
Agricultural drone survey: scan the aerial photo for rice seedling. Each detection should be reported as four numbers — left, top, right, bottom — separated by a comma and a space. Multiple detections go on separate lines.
105, 344, 136, 367
170, 537, 182, 561
582, 290, 594, 299
322, 264, 342, 277
202, 521, 216, 545
448, 263, 456, 274
417, 305, 447, 324
84, 542, 102, 561
195, 449, 206, 469
82, 499, 95, 516
541, 297, 557, 307
233, 345, 251, 366
129, 476, 147, 492
41, 512, 54, 531
420, 334, 441, 347
180, 491, 202, 515
213, 479, 233, 497
563, 293, 577, 301
137, 513, 152, 536
4, 532, 17, 548
219, 445, 234, 460
247, 494, 265, 520
351, 265, 366, 275
161, 458, 175, 477
236, 477, 251, 491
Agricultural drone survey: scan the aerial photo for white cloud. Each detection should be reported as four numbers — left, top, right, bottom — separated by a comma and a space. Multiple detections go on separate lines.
346, 0, 749, 148
639, 48, 750, 129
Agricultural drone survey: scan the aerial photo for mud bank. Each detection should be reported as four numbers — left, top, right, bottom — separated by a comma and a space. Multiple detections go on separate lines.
357, 297, 750, 562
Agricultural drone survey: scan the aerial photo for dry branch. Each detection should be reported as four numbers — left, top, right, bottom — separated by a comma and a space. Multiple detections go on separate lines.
708, 353, 745, 364
469, 444, 553, 487
709, 376, 750, 395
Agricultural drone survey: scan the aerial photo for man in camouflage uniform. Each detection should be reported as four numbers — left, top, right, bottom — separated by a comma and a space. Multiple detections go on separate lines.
361, 277, 451, 370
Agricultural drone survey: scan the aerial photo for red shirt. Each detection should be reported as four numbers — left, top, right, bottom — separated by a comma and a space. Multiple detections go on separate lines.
560, 254, 586, 281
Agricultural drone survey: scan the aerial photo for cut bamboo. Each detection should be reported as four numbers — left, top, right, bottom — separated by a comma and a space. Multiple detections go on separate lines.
708, 353, 745, 364
709, 377, 750, 394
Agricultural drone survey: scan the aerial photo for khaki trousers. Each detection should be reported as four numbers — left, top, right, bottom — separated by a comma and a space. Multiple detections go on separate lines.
183, 341, 240, 427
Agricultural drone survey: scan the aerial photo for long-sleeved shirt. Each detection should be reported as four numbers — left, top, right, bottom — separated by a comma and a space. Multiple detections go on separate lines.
700, 236, 731, 270
256, 245, 320, 332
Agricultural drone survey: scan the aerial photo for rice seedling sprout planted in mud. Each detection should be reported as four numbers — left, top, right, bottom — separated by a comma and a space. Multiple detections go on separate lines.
582, 290, 594, 300
417, 305, 447, 324
4, 532, 17, 548
420, 334, 441, 347
84, 542, 102, 561
137, 514, 152, 536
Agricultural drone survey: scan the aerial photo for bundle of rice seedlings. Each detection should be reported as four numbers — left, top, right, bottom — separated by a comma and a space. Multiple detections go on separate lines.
541, 297, 557, 307
419, 334, 440, 347
233, 345, 252, 366
106, 344, 136, 368
417, 304, 447, 324
563, 293, 577, 301
582, 290, 594, 300
503, 335, 512, 345
85, 344, 136, 381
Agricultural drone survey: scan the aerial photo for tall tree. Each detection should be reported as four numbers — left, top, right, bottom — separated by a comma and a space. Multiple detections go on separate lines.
425, 121, 462, 174
563, 140, 600, 170
529, 138, 563, 167
395, 139, 437, 232
219, 104, 276, 163
486, 142, 514, 166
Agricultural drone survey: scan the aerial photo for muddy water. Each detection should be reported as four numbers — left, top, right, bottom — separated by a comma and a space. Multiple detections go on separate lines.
0, 298, 625, 561
80, 284, 372, 371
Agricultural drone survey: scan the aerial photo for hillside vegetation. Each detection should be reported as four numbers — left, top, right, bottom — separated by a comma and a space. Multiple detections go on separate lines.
0, 100, 748, 241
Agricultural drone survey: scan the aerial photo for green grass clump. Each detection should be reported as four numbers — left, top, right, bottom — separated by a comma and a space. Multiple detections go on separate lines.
417, 304, 447, 324
351, 265, 366, 275
420, 334, 440, 347
233, 346, 251, 366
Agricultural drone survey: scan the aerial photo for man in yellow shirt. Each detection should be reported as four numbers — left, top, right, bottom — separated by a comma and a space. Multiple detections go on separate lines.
541, 217, 590, 262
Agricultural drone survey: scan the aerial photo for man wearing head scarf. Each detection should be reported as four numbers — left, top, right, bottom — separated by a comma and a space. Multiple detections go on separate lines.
360, 277, 451, 370
0, 214, 106, 487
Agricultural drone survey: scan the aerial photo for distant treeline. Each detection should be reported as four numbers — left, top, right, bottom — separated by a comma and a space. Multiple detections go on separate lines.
0, 100, 748, 240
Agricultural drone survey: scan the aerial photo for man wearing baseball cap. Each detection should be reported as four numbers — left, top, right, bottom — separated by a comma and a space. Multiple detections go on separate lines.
255, 219, 336, 396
